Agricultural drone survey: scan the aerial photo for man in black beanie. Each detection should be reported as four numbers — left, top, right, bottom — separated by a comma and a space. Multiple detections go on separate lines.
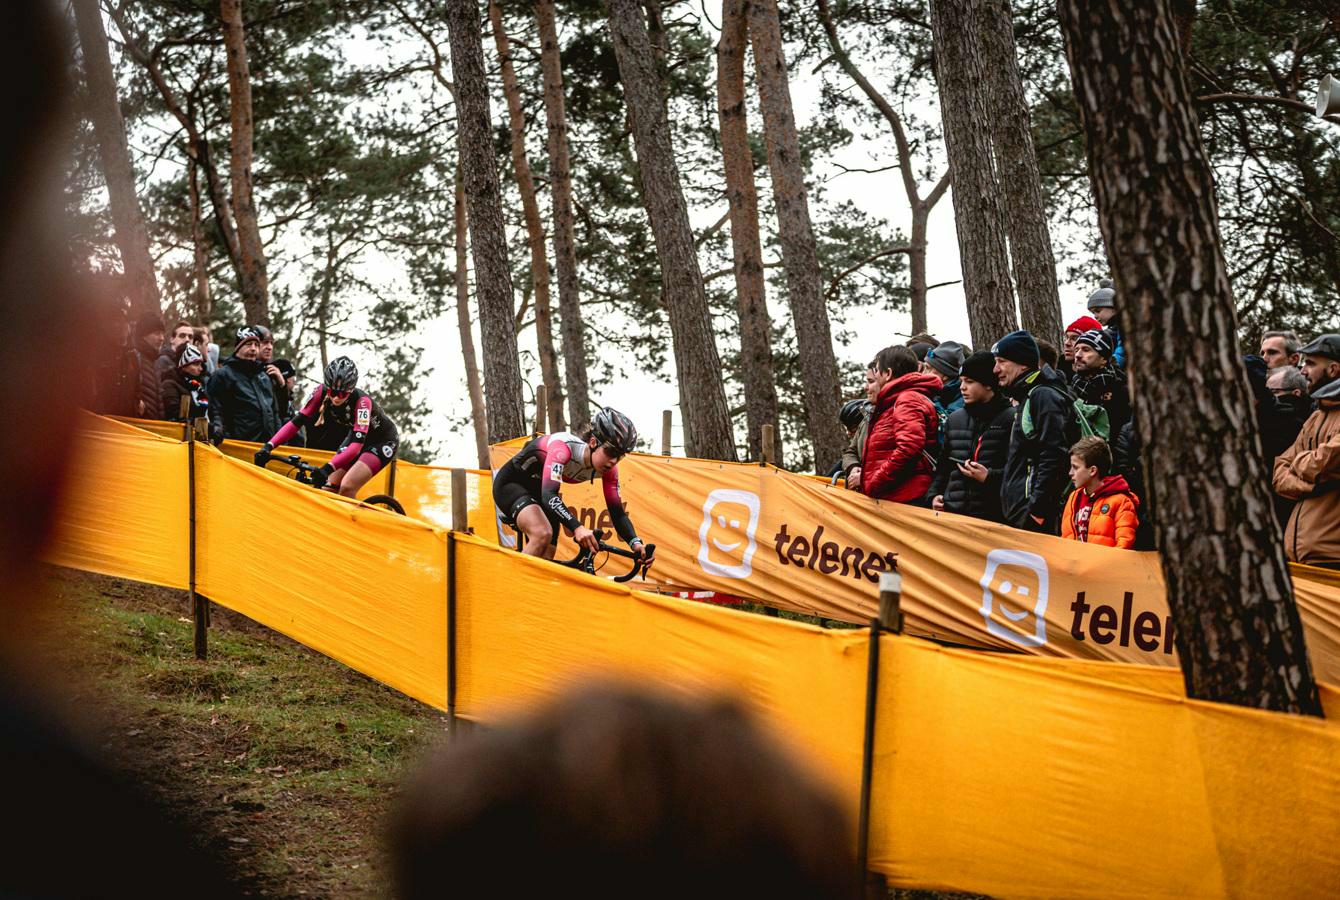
926, 350, 1015, 522
992, 330, 1078, 533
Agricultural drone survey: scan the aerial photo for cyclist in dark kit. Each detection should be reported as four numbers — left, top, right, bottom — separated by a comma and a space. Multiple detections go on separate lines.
253, 356, 398, 498
493, 407, 652, 565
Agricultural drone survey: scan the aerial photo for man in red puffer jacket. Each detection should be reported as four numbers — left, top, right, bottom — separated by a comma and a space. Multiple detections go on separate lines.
860, 345, 941, 503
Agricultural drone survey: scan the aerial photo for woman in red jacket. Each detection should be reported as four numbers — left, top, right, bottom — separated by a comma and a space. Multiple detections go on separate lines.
860, 345, 942, 503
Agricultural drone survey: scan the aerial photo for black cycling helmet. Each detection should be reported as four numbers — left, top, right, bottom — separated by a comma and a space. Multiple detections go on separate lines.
323, 356, 358, 393
591, 407, 638, 455
839, 398, 871, 430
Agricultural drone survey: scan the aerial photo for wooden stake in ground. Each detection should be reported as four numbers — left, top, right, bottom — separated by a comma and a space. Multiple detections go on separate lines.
748, 0, 845, 472
929, 0, 1018, 351
718, 0, 782, 464
220, 0, 270, 325
71, 0, 162, 319
979, 0, 1063, 346
1057, 0, 1322, 716
605, 0, 737, 461
489, 0, 565, 433
448, 0, 526, 443
535, 0, 592, 433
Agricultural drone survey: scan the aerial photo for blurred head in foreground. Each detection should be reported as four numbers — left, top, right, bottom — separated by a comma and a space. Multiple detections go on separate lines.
392, 684, 855, 899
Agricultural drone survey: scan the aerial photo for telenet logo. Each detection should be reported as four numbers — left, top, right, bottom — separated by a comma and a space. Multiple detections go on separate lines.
697, 489, 761, 579
978, 548, 1050, 648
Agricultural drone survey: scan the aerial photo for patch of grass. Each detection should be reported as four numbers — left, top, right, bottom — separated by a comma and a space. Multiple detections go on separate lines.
36, 568, 445, 897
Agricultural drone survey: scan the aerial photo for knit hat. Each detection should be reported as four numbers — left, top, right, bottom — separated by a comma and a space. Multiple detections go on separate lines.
1087, 279, 1117, 311
177, 343, 204, 369
1066, 315, 1102, 335
959, 350, 999, 388
235, 325, 262, 347
990, 330, 1040, 368
1242, 355, 1269, 405
925, 340, 965, 379
135, 313, 165, 339
908, 342, 933, 362
1074, 328, 1114, 359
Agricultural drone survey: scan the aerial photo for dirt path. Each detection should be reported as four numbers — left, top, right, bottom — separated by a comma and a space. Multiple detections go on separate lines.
34, 568, 445, 898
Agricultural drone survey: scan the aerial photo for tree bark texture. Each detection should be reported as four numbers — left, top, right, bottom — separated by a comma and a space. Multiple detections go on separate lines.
979, 0, 1062, 346
815, 0, 949, 338
1057, 0, 1322, 716
187, 155, 211, 319
456, 164, 491, 468
929, 0, 1018, 352
605, 0, 737, 460
717, 0, 782, 463
448, 0, 526, 444
220, 0, 269, 325
535, 0, 592, 433
748, 0, 845, 471
71, 0, 162, 319
489, 0, 565, 433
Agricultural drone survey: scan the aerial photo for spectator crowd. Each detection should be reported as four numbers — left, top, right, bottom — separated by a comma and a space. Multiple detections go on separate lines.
838, 282, 1340, 569
90, 306, 342, 452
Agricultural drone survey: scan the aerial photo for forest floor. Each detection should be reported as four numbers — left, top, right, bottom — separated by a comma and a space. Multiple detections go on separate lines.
33, 567, 444, 897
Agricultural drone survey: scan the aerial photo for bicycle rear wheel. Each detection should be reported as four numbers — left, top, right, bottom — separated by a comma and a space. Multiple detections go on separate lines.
360, 494, 406, 516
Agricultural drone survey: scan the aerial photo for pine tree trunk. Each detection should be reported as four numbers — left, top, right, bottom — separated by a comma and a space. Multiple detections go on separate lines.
979, 0, 1063, 346
488, 0, 565, 433
930, 0, 1018, 352
220, 0, 269, 326
456, 164, 492, 468
187, 155, 211, 320
747, 0, 845, 472
447, 0, 526, 444
718, 0, 782, 463
71, 0, 161, 319
605, 0, 737, 461
535, 0, 592, 433
909, 204, 929, 335
1056, 0, 1322, 716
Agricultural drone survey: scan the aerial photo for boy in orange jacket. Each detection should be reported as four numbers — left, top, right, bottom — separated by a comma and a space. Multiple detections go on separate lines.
1061, 436, 1140, 549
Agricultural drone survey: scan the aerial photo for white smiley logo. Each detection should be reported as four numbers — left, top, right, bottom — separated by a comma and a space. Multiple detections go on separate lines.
697, 489, 761, 580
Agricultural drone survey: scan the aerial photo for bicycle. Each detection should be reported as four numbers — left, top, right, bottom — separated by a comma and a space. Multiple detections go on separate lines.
265, 454, 406, 516
555, 529, 657, 583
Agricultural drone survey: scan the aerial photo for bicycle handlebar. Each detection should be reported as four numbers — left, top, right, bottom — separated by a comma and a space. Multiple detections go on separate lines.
267, 453, 318, 486
555, 529, 657, 583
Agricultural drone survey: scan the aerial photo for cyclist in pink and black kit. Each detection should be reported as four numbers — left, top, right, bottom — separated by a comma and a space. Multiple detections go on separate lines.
253, 356, 398, 498
493, 407, 652, 564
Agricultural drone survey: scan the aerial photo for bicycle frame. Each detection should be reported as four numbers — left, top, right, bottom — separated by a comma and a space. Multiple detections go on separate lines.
555, 529, 657, 584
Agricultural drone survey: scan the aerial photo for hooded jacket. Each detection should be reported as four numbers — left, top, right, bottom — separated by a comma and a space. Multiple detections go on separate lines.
206, 354, 281, 443
860, 371, 940, 503
1061, 474, 1139, 548
926, 393, 1014, 522
133, 342, 164, 420
1000, 365, 1077, 530
932, 378, 964, 421
1273, 378, 1340, 565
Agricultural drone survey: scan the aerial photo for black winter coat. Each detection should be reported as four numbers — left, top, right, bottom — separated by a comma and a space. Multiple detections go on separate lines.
133, 345, 164, 420
1112, 421, 1155, 550
926, 396, 1015, 522
1071, 365, 1131, 436
206, 355, 281, 442
1000, 365, 1077, 531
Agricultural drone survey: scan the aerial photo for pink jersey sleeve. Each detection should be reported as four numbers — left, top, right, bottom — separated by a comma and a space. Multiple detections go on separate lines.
267, 385, 324, 447
539, 437, 581, 533
602, 465, 638, 544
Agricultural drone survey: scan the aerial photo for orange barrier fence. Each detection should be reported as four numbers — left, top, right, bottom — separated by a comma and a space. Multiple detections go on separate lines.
491, 440, 1340, 686
47, 415, 1340, 897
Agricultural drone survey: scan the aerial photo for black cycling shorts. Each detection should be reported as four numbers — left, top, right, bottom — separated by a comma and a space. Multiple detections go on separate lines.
337, 432, 398, 473
493, 458, 559, 545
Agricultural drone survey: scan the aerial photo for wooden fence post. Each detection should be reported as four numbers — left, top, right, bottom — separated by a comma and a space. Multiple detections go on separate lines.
535, 384, 548, 434
857, 572, 903, 895
661, 409, 672, 456
450, 468, 469, 533
760, 424, 774, 467
186, 416, 208, 660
